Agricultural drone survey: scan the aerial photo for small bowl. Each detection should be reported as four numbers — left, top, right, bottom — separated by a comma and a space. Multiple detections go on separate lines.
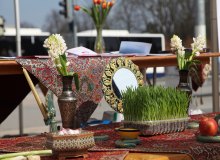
117, 128, 140, 140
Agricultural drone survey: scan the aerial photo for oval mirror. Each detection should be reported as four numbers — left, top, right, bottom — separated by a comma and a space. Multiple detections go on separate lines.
112, 68, 138, 99
102, 57, 144, 113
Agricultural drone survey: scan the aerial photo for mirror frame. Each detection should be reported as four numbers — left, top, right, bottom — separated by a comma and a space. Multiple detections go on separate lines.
102, 57, 144, 113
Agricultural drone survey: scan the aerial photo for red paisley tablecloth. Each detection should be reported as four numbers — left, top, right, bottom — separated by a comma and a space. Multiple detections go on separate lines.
1, 113, 220, 160
16, 57, 112, 125
85, 112, 220, 160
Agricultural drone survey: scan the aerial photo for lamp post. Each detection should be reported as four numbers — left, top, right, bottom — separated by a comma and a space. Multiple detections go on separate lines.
58, 0, 77, 48
72, 0, 78, 47
14, 0, 23, 136
210, 0, 219, 112
195, 0, 206, 38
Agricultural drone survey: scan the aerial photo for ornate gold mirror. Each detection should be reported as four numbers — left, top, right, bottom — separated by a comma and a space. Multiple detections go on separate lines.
102, 57, 144, 113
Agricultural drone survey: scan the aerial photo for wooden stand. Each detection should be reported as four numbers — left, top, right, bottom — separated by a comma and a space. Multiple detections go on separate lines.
54, 150, 88, 160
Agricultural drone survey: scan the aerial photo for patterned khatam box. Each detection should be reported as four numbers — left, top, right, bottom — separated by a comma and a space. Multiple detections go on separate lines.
46, 131, 95, 153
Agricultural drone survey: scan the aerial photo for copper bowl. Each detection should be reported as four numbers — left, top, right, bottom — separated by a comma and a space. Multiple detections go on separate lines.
117, 128, 140, 140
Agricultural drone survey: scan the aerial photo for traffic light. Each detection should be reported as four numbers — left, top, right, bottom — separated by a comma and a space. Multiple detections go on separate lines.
0, 16, 5, 36
59, 0, 71, 18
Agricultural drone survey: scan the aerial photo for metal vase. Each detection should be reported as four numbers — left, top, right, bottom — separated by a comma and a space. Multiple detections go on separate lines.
58, 76, 77, 129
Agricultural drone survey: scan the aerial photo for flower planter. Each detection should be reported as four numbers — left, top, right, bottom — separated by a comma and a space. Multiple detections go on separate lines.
123, 117, 189, 136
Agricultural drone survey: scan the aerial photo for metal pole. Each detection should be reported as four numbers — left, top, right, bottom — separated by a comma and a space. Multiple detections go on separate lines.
73, 19, 78, 47
210, 0, 219, 112
195, 0, 206, 37
14, 0, 23, 135
72, 0, 78, 47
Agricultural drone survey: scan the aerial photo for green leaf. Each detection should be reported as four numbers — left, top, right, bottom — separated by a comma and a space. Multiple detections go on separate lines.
54, 58, 63, 75
81, 6, 92, 17
92, 5, 99, 25
101, 7, 108, 24
73, 73, 79, 91
184, 51, 192, 59
59, 54, 68, 76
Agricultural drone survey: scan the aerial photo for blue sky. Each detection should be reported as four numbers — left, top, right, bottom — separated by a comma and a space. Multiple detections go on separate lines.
0, 0, 60, 28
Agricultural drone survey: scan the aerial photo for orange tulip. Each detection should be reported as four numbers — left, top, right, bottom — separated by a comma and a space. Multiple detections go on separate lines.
93, 0, 98, 4
107, 2, 111, 7
102, 2, 107, 9
74, 5, 80, 11
109, 1, 114, 7
74, 0, 115, 33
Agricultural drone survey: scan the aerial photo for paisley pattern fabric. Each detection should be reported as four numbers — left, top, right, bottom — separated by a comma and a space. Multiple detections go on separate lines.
0, 135, 128, 160
0, 113, 220, 160
190, 63, 211, 91
16, 57, 112, 124
84, 112, 220, 160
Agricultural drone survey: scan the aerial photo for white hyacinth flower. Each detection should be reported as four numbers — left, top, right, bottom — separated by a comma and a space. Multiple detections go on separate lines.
56, 64, 62, 67
43, 34, 67, 59
43, 34, 79, 89
170, 34, 206, 70
43, 34, 73, 76
191, 35, 206, 53
66, 61, 70, 66
170, 35, 183, 52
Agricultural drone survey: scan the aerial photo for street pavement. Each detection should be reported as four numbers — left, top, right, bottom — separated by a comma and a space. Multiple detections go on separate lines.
0, 73, 217, 137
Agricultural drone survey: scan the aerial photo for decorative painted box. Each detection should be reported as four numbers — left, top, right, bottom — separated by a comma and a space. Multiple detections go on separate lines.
46, 130, 95, 158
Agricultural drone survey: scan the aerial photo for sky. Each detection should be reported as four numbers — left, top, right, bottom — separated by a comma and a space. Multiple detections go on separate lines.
0, 0, 60, 28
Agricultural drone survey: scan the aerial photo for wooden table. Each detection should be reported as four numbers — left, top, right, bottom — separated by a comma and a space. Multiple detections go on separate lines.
1, 52, 218, 75
0, 52, 219, 124
0, 59, 23, 75
129, 52, 219, 85
124, 153, 192, 160
129, 52, 217, 68
0, 53, 220, 119
0, 59, 38, 123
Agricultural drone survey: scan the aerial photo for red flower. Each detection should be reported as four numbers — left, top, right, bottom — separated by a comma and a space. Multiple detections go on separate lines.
97, 0, 102, 4
74, 5, 80, 11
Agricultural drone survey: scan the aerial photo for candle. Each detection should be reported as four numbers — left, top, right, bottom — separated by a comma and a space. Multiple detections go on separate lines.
22, 67, 48, 120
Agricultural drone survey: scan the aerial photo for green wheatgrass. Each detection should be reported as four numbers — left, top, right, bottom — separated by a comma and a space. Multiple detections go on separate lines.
122, 86, 189, 121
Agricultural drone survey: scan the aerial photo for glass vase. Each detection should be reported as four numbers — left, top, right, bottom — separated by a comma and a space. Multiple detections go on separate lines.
176, 70, 192, 98
58, 76, 77, 129
94, 25, 105, 54
176, 70, 192, 114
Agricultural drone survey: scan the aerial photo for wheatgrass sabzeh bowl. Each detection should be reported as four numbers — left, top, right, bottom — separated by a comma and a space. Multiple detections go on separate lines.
121, 86, 190, 135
